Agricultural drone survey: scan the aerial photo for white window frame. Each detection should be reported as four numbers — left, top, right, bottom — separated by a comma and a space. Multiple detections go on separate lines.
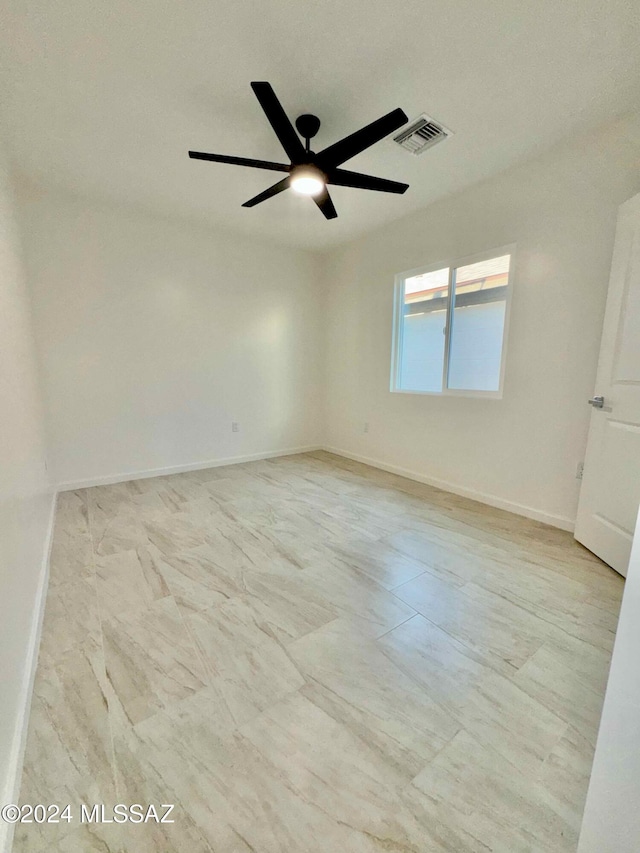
390, 244, 516, 399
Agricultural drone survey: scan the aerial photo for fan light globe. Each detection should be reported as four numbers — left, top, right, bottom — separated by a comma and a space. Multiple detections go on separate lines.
291, 166, 325, 196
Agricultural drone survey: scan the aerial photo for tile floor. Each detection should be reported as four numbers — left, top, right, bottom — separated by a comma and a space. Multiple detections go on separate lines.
13, 452, 623, 852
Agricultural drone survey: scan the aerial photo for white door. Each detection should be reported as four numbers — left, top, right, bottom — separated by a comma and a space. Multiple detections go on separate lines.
575, 192, 640, 577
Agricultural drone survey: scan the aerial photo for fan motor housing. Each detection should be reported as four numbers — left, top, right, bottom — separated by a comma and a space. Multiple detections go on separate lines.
295, 114, 321, 142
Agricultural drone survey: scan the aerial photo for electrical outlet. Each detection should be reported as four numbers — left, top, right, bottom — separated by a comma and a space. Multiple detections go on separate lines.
576, 461, 584, 480
232, 422, 239, 433
363, 422, 369, 434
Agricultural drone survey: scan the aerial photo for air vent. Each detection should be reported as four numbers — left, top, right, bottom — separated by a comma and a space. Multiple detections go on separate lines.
394, 114, 451, 155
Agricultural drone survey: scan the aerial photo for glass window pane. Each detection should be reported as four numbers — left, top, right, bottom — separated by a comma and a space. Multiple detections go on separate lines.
398, 267, 448, 392
447, 255, 510, 391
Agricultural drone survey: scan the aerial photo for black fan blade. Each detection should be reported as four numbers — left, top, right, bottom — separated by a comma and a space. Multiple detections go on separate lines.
328, 168, 409, 194
250, 82, 306, 164
317, 108, 408, 168
188, 151, 290, 173
242, 177, 291, 208
313, 187, 338, 220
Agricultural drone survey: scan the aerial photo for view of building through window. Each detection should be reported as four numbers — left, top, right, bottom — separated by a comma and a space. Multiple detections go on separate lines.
395, 252, 512, 394
400, 266, 450, 392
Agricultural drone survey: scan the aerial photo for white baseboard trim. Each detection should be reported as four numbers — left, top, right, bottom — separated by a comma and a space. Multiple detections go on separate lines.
1, 491, 57, 853
322, 446, 575, 532
55, 445, 323, 492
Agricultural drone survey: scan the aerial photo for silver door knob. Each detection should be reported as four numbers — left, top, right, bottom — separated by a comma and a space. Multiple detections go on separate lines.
588, 396, 605, 408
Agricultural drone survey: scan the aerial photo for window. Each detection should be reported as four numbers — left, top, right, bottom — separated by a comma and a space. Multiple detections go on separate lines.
391, 247, 514, 397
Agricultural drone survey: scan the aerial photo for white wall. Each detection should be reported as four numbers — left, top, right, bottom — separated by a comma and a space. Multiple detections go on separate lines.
16, 188, 324, 487
0, 146, 53, 849
322, 114, 640, 528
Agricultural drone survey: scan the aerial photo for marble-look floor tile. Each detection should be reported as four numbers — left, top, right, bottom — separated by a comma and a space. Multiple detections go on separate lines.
49, 490, 93, 585
383, 528, 485, 586
379, 615, 567, 773
312, 492, 407, 540
301, 560, 417, 638
115, 696, 363, 852
323, 535, 428, 590
51, 826, 124, 853
151, 544, 240, 617
112, 688, 263, 852
289, 619, 460, 780
512, 631, 613, 745
410, 728, 576, 852
187, 597, 306, 726
141, 511, 216, 557
186, 509, 309, 575
13, 821, 124, 853
88, 491, 169, 557
103, 596, 207, 727
18, 641, 115, 823
95, 546, 171, 620
151, 475, 213, 509
534, 724, 595, 833
463, 551, 621, 651
460, 669, 568, 774
16, 452, 624, 853
220, 572, 338, 645
392, 571, 557, 673
38, 574, 101, 667
376, 612, 488, 706
117, 689, 452, 853
241, 692, 438, 847
237, 498, 382, 571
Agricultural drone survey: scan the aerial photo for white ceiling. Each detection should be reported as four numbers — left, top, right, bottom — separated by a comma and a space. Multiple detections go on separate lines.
2, 0, 639, 251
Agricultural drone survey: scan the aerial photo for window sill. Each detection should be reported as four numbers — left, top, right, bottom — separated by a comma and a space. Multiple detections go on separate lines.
390, 388, 503, 400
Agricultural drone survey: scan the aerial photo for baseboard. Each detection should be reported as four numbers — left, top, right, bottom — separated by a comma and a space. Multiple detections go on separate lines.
57, 442, 575, 530
55, 445, 323, 492
322, 446, 575, 532
1, 491, 57, 853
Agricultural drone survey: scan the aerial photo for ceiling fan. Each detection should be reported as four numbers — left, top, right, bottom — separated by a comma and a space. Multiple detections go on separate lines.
188, 82, 410, 220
